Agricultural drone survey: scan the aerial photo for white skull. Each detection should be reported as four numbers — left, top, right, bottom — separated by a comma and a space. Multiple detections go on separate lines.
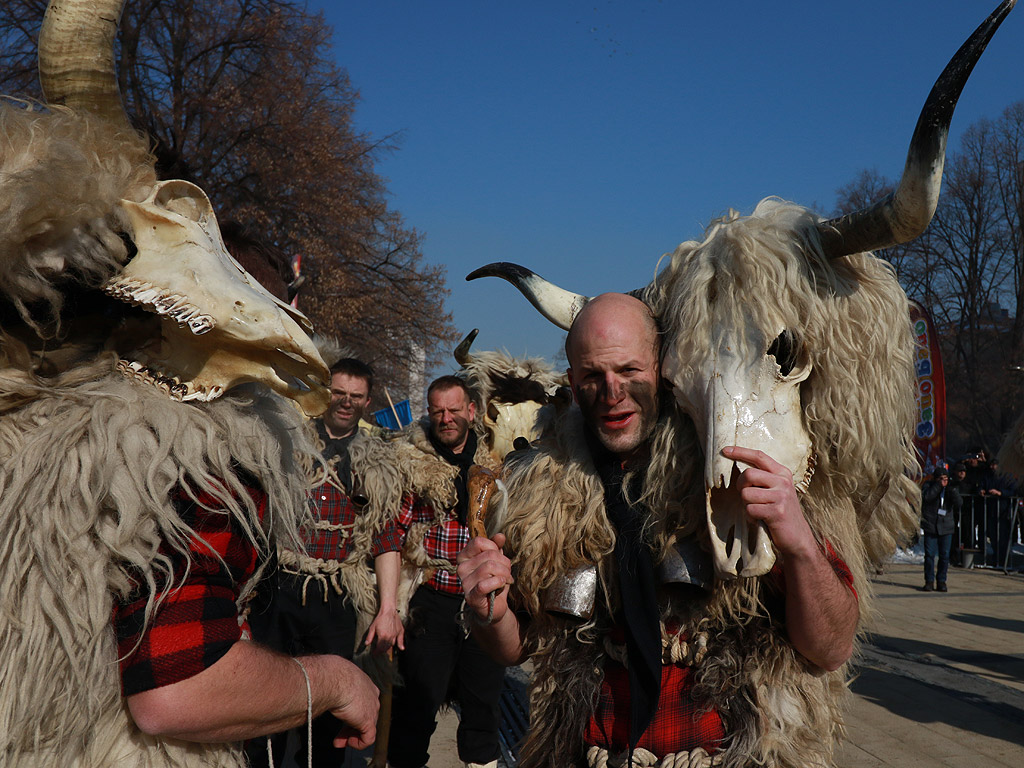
485, 399, 544, 461
105, 179, 330, 416
663, 317, 813, 578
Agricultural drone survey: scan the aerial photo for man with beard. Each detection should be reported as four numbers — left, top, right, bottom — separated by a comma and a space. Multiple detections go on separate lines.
249, 358, 386, 768
457, 293, 858, 767
372, 376, 505, 768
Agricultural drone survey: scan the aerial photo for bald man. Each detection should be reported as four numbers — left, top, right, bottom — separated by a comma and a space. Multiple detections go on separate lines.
457, 293, 859, 766
458, 293, 663, 663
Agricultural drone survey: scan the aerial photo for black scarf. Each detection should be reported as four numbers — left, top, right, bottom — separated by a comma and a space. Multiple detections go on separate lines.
427, 427, 478, 524
317, 420, 358, 494
588, 432, 662, 753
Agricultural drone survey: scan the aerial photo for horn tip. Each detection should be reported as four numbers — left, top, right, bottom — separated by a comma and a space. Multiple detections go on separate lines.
466, 262, 535, 282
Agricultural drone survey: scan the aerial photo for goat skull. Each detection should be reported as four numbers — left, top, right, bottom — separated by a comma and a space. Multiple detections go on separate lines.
663, 321, 813, 577
106, 180, 330, 416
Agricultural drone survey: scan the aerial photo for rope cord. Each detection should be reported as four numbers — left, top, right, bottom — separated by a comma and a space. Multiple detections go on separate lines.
293, 657, 313, 768
586, 745, 722, 768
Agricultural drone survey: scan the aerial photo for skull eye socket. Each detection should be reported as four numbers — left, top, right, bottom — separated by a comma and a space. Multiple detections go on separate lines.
487, 403, 500, 422
767, 330, 802, 377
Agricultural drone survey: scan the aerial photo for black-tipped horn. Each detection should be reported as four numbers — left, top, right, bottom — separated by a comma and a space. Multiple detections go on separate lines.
38, 0, 130, 127
466, 262, 590, 331
817, 0, 1016, 259
454, 328, 479, 366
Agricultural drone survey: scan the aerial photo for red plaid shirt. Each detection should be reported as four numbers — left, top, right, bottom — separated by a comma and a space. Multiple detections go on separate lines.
303, 481, 359, 562
373, 491, 467, 595
114, 482, 266, 696
585, 542, 857, 756
585, 657, 725, 756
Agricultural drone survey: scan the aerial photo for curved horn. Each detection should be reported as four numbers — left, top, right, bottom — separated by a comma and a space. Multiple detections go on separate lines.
466, 262, 590, 331
454, 328, 480, 366
38, 0, 130, 127
817, 0, 1016, 258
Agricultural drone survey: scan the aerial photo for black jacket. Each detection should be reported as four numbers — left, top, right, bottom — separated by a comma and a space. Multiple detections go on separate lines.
920, 479, 961, 536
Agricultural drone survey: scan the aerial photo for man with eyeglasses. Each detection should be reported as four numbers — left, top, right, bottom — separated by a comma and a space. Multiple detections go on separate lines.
249, 358, 381, 767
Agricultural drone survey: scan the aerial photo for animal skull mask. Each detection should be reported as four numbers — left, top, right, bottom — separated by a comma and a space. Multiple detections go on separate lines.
454, 329, 564, 463
663, 321, 813, 577
487, 400, 545, 460
106, 180, 330, 416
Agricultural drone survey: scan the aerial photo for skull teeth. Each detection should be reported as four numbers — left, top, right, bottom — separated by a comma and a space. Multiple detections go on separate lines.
116, 359, 222, 403
104, 277, 215, 334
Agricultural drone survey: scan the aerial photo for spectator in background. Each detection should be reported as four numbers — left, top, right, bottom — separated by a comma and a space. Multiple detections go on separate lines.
948, 461, 976, 556
949, 462, 972, 495
979, 458, 1016, 570
963, 450, 985, 494
920, 467, 961, 592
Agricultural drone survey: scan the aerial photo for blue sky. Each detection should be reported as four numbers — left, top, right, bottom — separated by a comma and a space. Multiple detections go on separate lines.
310, 1, 1022, 374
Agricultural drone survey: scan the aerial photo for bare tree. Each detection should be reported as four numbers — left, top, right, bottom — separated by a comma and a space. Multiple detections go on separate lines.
989, 102, 1024, 392
833, 102, 1024, 456
0, 0, 457, 401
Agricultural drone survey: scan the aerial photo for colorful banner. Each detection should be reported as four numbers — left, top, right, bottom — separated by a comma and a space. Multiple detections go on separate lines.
909, 301, 946, 475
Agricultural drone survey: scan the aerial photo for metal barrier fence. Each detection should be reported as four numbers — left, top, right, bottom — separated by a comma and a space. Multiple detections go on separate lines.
954, 494, 1022, 571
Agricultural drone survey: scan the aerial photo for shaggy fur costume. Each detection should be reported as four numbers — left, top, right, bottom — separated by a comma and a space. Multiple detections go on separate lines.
0, 101, 320, 768
0, 103, 154, 333
387, 420, 502, 606
457, 348, 566, 458
0, 356, 314, 767
502, 201, 920, 768
277, 428, 404, 644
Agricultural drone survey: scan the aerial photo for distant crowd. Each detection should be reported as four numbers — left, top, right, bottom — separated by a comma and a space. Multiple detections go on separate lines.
919, 449, 1021, 591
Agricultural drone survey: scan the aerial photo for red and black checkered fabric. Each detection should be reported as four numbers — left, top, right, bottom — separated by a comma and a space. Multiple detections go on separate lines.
584, 542, 857, 756
114, 482, 267, 696
373, 491, 468, 595
584, 657, 725, 756
303, 482, 359, 561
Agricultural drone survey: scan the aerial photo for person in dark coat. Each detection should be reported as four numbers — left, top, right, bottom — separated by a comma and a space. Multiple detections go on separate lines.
921, 467, 962, 591
978, 458, 1017, 570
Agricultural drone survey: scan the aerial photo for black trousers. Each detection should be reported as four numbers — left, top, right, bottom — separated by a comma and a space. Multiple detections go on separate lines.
247, 569, 358, 768
388, 585, 504, 768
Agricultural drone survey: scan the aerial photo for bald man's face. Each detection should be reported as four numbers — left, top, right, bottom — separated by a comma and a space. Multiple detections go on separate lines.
568, 300, 660, 461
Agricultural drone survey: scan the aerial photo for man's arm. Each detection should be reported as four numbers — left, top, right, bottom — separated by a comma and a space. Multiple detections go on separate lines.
722, 446, 858, 672
126, 640, 378, 747
364, 550, 405, 653
921, 481, 942, 503
363, 491, 416, 653
456, 533, 527, 666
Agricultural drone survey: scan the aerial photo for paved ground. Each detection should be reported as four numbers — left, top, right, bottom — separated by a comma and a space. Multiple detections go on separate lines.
364, 561, 1024, 768
835, 562, 1024, 768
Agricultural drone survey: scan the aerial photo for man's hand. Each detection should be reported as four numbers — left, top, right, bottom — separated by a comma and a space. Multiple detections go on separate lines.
456, 533, 513, 625
722, 445, 817, 559
369, 550, 404, 653
364, 606, 405, 654
328, 659, 381, 749
721, 445, 858, 671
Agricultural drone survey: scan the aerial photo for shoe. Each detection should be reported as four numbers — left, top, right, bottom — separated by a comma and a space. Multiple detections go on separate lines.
922, 582, 934, 591
938, 583, 948, 592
